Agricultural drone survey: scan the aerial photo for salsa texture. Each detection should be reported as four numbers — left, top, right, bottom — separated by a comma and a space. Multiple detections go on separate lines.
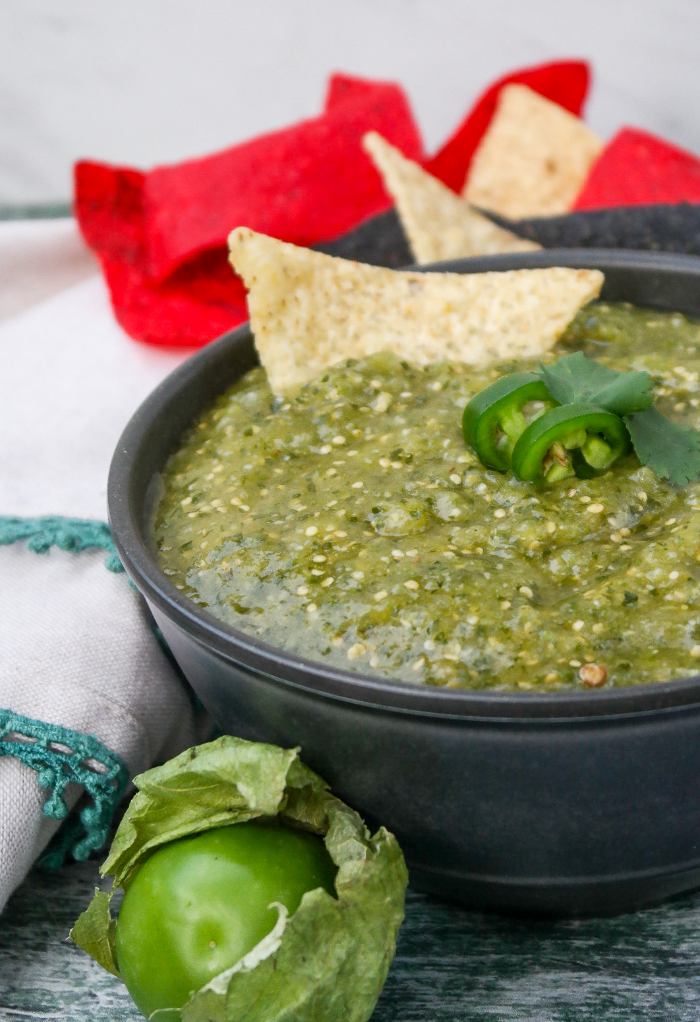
154, 303, 700, 691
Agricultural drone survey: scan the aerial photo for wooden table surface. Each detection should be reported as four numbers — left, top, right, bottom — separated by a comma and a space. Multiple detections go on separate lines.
2, 858, 700, 1021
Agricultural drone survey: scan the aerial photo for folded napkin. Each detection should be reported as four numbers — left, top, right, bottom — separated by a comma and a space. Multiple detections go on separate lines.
0, 220, 210, 913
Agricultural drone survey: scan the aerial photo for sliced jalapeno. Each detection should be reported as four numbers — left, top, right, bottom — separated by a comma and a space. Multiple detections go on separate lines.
511, 403, 631, 484
462, 372, 554, 472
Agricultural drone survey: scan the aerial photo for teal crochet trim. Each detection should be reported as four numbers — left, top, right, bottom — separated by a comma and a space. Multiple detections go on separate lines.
37, 812, 92, 873
0, 710, 129, 866
0, 516, 124, 572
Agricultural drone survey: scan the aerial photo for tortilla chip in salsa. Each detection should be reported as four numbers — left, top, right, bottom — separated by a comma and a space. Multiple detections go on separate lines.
228, 227, 603, 395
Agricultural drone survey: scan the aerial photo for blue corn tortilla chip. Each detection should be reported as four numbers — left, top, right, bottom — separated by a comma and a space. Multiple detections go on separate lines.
312, 208, 413, 268
486, 203, 700, 256
318, 203, 700, 269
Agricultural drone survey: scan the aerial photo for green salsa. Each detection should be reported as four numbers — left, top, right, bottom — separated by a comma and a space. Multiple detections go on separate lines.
154, 302, 700, 691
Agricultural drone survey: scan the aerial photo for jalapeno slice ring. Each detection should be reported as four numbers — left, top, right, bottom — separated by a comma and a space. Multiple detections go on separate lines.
511, 403, 631, 484
462, 372, 554, 472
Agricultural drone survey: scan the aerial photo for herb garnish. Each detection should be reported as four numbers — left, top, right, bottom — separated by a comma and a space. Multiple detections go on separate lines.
537, 353, 700, 485
538, 352, 652, 415
624, 407, 700, 486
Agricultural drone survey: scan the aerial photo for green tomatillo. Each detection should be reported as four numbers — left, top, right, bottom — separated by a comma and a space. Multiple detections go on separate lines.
70, 737, 407, 1022
114, 822, 337, 1020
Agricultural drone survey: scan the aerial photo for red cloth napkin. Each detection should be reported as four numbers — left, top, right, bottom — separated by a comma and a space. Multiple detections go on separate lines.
574, 127, 700, 209
74, 61, 591, 348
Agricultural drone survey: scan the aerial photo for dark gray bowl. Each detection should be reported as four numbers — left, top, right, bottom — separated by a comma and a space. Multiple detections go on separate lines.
108, 249, 700, 916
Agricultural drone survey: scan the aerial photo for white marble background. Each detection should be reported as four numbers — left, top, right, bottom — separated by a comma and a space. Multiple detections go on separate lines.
1, 0, 699, 204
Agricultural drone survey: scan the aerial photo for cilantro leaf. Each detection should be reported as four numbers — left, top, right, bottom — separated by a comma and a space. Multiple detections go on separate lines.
538, 352, 619, 405
539, 352, 653, 415
625, 407, 700, 486
589, 371, 653, 415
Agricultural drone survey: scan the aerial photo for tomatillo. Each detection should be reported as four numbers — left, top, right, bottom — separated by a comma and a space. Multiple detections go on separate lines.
462, 372, 554, 472
511, 403, 630, 484
114, 821, 336, 1020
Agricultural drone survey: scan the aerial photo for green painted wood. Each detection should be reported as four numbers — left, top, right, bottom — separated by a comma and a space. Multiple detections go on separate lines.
0, 202, 72, 220
2, 860, 700, 1020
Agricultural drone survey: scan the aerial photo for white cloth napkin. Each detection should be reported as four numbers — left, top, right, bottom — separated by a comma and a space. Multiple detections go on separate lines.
0, 217, 98, 324
0, 219, 210, 912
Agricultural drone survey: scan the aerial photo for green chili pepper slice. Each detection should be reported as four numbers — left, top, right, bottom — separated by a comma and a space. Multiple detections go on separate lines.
511, 403, 631, 484
462, 372, 554, 472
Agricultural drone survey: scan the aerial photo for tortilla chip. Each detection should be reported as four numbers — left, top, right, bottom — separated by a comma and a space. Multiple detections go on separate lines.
574, 128, 700, 209
463, 84, 604, 218
74, 74, 423, 347
496, 204, 700, 256
228, 227, 603, 395
362, 132, 540, 264
426, 60, 591, 193
143, 80, 422, 280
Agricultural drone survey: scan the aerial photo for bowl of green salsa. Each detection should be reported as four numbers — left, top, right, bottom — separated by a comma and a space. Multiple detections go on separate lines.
109, 248, 700, 914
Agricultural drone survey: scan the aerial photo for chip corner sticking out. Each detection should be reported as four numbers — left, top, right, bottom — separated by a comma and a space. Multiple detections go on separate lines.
228, 228, 603, 395
362, 131, 540, 264
464, 84, 604, 218
573, 127, 700, 210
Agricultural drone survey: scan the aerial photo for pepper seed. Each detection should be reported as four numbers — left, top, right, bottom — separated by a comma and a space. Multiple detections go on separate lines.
579, 663, 607, 687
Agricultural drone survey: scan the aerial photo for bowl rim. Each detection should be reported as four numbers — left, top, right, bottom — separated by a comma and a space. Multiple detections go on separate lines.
108, 247, 700, 722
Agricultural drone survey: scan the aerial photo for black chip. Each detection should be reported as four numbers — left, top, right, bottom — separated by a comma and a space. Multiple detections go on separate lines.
312, 208, 413, 268
488, 203, 700, 256
314, 203, 700, 268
